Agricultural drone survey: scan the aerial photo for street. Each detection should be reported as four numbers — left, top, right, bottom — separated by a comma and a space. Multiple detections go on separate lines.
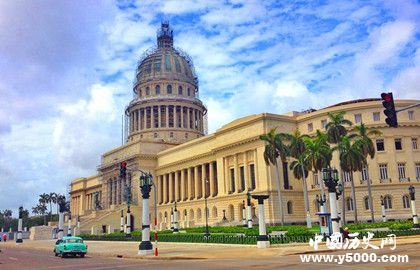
1, 243, 419, 270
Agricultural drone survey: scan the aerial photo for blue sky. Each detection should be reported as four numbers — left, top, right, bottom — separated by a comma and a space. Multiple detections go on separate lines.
0, 0, 419, 215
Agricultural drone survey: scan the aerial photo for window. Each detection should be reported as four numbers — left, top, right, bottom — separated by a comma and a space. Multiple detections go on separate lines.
342, 171, 353, 182
402, 195, 410, 209
376, 139, 385, 151
379, 164, 388, 180
373, 112, 380, 121
364, 196, 370, 210
154, 57, 161, 72
354, 114, 362, 123
412, 138, 418, 150
416, 163, 420, 180
174, 57, 181, 73
383, 195, 392, 209
321, 119, 327, 129
249, 164, 256, 190
146, 87, 150, 95
397, 163, 406, 180
167, 85, 172, 94
346, 197, 354, 211
361, 167, 369, 182
178, 86, 183, 95
287, 201, 293, 214
395, 138, 402, 150
313, 173, 319, 186
239, 166, 245, 192
307, 123, 313, 132
408, 110, 414, 120
282, 162, 290, 189
230, 168, 235, 193
165, 54, 171, 71
155, 85, 160, 95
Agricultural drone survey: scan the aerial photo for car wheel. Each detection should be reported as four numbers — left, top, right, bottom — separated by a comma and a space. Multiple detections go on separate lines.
80, 253, 85, 258
61, 253, 67, 258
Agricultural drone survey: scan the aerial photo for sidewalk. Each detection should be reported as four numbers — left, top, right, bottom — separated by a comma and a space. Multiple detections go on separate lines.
2, 235, 419, 260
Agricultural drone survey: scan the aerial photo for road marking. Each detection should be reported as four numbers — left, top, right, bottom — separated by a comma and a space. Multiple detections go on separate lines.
9, 257, 18, 261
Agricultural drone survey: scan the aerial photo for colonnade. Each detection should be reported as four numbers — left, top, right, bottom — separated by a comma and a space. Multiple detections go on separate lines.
106, 174, 131, 208
129, 105, 204, 133
158, 161, 218, 204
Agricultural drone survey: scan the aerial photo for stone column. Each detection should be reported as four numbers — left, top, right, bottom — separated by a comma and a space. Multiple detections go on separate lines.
16, 210, 23, 243
247, 191, 253, 228
187, 167, 192, 200
194, 166, 199, 199
244, 153, 249, 191
169, 173, 173, 202
193, 109, 197, 130
187, 107, 191, 129
209, 162, 215, 197
143, 108, 147, 129
158, 105, 161, 128
174, 106, 178, 128
202, 164, 207, 198
329, 191, 340, 234
173, 203, 179, 233
181, 169, 186, 201
163, 174, 168, 204
151, 106, 155, 128
174, 171, 179, 202
252, 195, 270, 248
67, 215, 72, 236
234, 155, 239, 193
166, 105, 169, 128
181, 107, 184, 128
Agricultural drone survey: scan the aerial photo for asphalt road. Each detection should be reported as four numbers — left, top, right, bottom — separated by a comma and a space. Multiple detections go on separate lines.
0, 243, 419, 270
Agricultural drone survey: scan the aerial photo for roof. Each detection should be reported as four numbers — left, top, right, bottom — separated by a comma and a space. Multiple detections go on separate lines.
62, 236, 82, 240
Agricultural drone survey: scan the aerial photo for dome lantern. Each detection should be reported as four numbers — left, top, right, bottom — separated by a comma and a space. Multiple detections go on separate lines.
157, 22, 173, 48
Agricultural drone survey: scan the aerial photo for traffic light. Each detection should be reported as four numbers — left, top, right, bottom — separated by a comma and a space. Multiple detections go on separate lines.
120, 162, 127, 178
381, 92, 398, 127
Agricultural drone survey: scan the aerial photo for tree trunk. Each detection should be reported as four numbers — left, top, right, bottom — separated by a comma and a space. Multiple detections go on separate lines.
366, 176, 374, 222
350, 171, 358, 223
273, 161, 284, 225
318, 170, 325, 198
301, 162, 311, 228
339, 167, 346, 225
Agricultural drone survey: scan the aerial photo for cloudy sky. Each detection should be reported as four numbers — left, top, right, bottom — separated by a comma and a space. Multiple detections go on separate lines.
0, 0, 419, 215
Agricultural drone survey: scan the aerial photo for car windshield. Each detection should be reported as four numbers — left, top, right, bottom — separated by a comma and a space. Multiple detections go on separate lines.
66, 239, 83, 243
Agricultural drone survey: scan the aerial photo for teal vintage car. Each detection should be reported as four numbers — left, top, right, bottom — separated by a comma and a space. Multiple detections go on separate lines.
54, 236, 87, 258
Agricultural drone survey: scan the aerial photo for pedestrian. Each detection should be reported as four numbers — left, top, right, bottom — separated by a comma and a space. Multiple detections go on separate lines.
2, 233, 7, 242
343, 227, 349, 239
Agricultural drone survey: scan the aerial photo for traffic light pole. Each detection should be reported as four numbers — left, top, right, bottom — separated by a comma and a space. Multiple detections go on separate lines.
395, 102, 420, 113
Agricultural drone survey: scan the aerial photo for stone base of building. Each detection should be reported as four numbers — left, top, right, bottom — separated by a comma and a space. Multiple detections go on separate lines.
257, 241, 270, 248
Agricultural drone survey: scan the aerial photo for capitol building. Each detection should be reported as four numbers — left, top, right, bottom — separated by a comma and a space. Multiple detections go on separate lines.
70, 23, 420, 234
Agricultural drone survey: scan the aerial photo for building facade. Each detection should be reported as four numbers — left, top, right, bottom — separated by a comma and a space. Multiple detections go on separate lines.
70, 23, 420, 234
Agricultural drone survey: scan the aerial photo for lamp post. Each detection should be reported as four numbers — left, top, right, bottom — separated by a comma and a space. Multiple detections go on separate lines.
242, 200, 246, 227
57, 195, 66, 240
380, 196, 387, 222
336, 182, 344, 227
316, 194, 327, 213
173, 202, 179, 233
322, 168, 340, 234
67, 212, 72, 236
170, 208, 174, 231
246, 189, 253, 228
16, 206, 23, 243
204, 178, 210, 238
120, 210, 124, 233
138, 172, 153, 255
123, 184, 132, 238
252, 195, 270, 248
408, 186, 419, 228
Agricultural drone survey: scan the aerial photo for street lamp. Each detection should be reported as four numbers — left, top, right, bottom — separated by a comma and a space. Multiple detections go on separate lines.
380, 195, 387, 222
16, 206, 23, 243
316, 194, 327, 213
57, 195, 66, 240
123, 184, 132, 238
138, 172, 153, 255
322, 168, 340, 234
408, 185, 419, 228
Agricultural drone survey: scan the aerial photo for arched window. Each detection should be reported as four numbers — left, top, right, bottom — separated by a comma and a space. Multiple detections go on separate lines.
228, 204, 234, 221
155, 85, 160, 95
189, 209, 194, 220
402, 195, 410, 209
346, 197, 354, 211
178, 86, 183, 95
212, 206, 218, 218
197, 208, 202, 221
287, 201, 293, 214
364, 196, 370, 210
146, 87, 150, 95
383, 195, 392, 209
167, 84, 172, 94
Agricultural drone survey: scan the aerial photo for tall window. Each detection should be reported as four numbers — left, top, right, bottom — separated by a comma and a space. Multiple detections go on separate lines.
239, 166, 245, 192
230, 168, 235, 193
282, 162, 290, 189
376, 139, 385, 151
361, 166, 369, 182
249, 164, 256, 190
313, 173, 319, 186
395, 138, 402, 150
416, 163, 420, 180
187, 88, 191, 96
167, 84, 172, 94
346, 197, 354, 211
354, 114, 362, 123
165, 54, 171, 71
321, 119, 327, 129
155, 85, 160, 95
178, 86, 183, 95
364, 196, 370, 210
397, 163, 406, 180
379, 164, 388, 181
412, 138, 418, 150
383, 195, 392, 209
402, 195, 410, 209
373, 112, 380, 121
307, 123, 313, 132
287, 201, 293, 214
342, 171, 353, 182
408, 110, 414, 120
154, 57, 161, 72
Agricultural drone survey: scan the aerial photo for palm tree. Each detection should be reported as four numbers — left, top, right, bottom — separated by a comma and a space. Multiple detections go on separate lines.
2, 209, 12, 229
260, 128, 289, 225
304, 130, 332, 198
285, 129, 312, 228
352, 123, 382, 222
326, 111, 353, 225
49, 192, 58, 221
337, 135, 366, 223
39, 193, 49, 225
